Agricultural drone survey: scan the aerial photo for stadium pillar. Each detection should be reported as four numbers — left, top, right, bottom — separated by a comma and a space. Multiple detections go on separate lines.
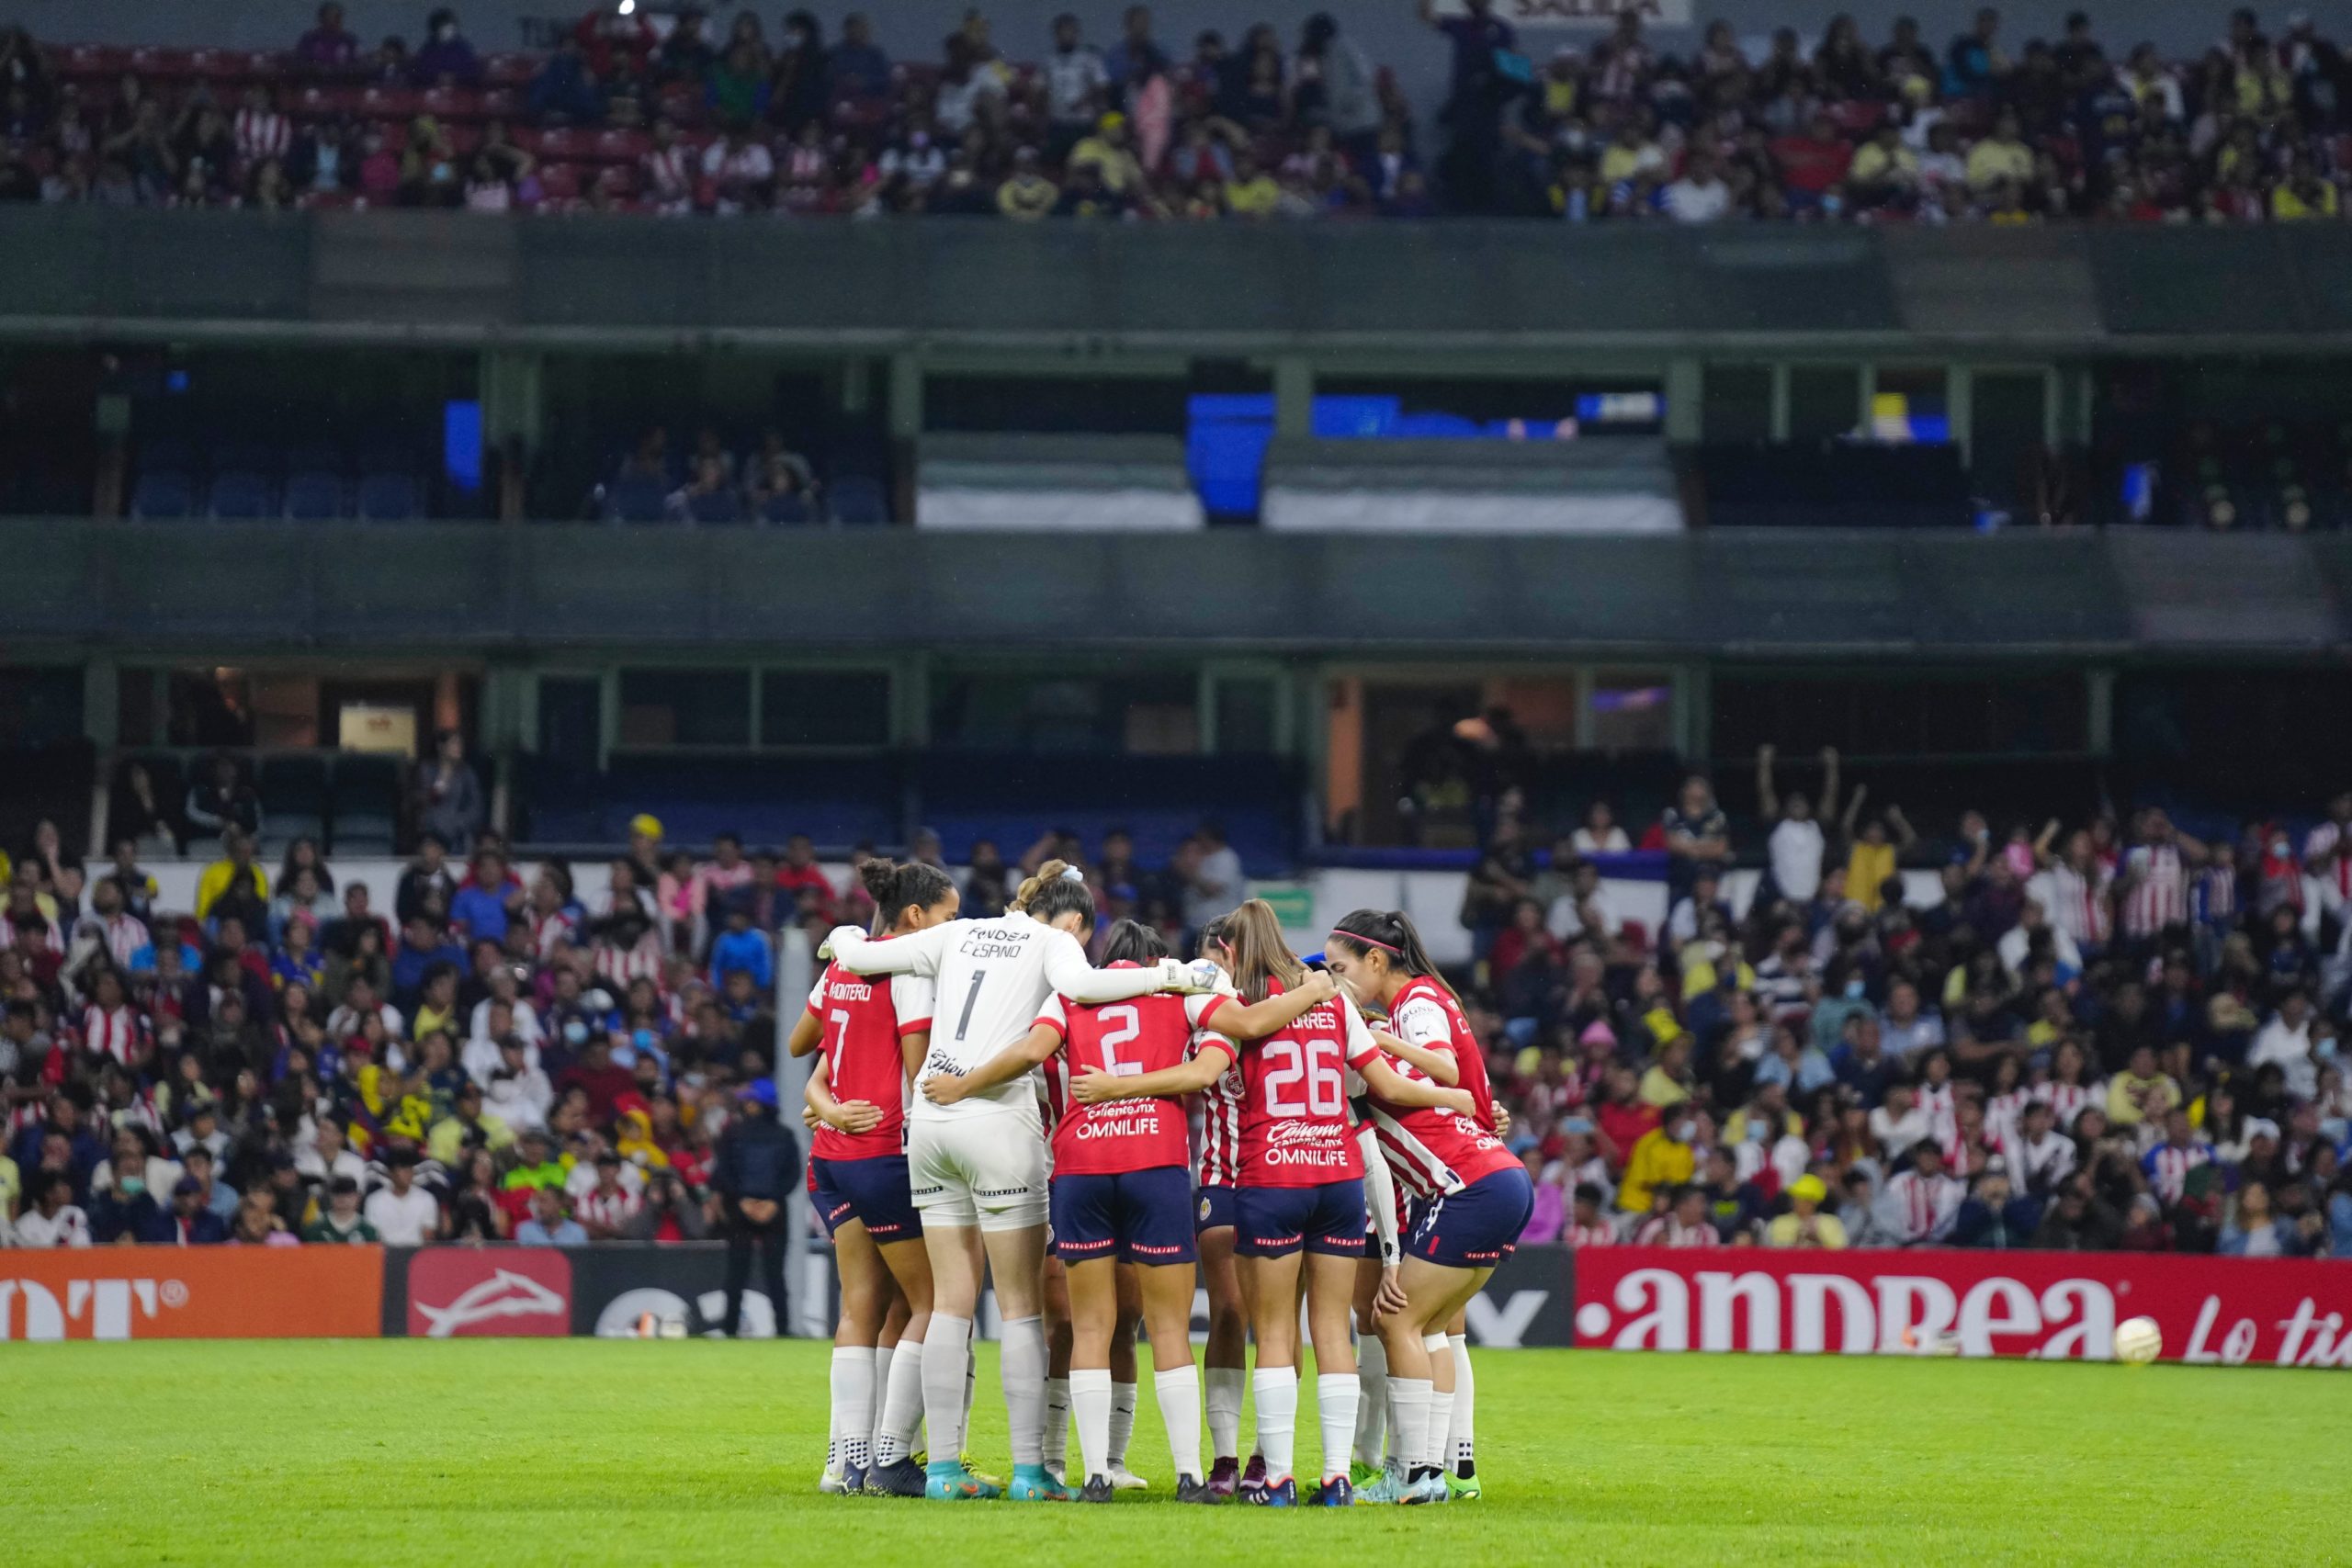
775, 923, 823, 1337
82, 660, 118, 856
1664, 361, 1702, 444
481, 349, 544, 522
1273, 356, 1315, 440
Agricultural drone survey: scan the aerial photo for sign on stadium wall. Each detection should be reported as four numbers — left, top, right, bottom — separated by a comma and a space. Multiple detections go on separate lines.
0, 1247, 382, 1341
380, 1245, 779, 1338
1571, 1247, 2352, 1368
1431, 0, 1696, 27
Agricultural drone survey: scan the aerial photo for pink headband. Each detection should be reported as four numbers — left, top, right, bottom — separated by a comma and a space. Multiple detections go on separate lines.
1333, 930, 1403, 955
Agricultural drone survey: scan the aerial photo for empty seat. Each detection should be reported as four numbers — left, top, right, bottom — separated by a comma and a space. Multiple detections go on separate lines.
604, 474, 669, 523
760, 492, 815, 525
284, 471, 346, 520
829, 474, 888, 525
131, 472, 195, 520
685, 488, 742, 524
209, 471, 276, 519
356, 472, 421, 521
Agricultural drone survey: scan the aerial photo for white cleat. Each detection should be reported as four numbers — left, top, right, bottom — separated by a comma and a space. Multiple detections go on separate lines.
1106, 1463, 1150, 1493
819, 1466, 851, 1495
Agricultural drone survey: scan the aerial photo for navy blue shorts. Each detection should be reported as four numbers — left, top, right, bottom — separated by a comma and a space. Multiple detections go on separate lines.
1051, 1167, 1198, 1266
1408, 1167, 1533, 1269
1236, 1179, 1366, 1259
1195, 1183, 1238, 1235
809, 1154, 922, 1243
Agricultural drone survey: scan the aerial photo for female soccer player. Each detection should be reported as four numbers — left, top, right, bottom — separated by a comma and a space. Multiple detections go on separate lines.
1071, 900, 1472, 1506
922, 918, 1328, 1503
820, 860, 1214, 1502
1325, 908, 1529, 1506
788, 858, 957, 1498
1189, 913, 1253, 1498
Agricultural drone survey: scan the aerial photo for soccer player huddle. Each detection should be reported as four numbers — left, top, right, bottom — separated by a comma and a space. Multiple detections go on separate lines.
792, 855, 1526, 1508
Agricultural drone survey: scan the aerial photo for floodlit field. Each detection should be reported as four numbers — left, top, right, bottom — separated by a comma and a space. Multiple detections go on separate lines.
10, 1339, 2342, 1565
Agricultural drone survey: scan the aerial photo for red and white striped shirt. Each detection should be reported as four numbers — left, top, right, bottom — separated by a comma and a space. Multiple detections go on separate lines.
2041, 860, 2112, 947
1916, 1079, 1956, 1135
2140, 1139, 2211, 1205
94, 912, 153, 972
2044, 1079, 2101, 1130
233, 107, 292, 164
594, 934, 666, 992
576, 1185, 644, 1233
1632, 1214, 1720, 1247
1566, 1219, 1619, 1247
1192, 1041, 1244, 1190
81, 1005, 147, 1066
1883, 1169, 1962, 1242
642, 142, 695, 206
2120, 843, 2187, 939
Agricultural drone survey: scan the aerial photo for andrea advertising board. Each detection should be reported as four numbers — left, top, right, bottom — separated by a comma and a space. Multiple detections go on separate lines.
0, 1247, 384, 1341
1571, 1247, 2352, 1368
384, 1244, 778, 1338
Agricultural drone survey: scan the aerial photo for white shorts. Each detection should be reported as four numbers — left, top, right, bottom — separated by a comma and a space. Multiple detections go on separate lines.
906, 1111, 1049, 1232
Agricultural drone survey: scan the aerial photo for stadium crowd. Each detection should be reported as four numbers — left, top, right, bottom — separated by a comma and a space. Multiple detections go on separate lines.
2, 6, 2352, 221
4, 739, 2352, 1268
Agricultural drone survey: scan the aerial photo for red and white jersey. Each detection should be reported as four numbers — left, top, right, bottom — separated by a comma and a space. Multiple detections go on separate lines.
1366, 1054, 1516, 1200
1915, 1079, 1956, 1136
2043, 1078, 2101, 1130
1985, 1088, 2030, 1146
2040, 860, 2112, 948
1235, 982, 1379, 1189
2120, 842, 2187, 938
806, 949, 934, 1163
1387, 975, 1498, 1129
1884, 1169, 1963, 1242
2141, 1139, 2211, 1205
576, 1184, 644, 1232
1632, 1213, 1719, 1247
81, 1004, 147, 1066
93, 912, 153, 973
1035, 980, 1227, 1176
1566, 1219, 1619, 1247
528, 906, 581, 962
1193, 1040, 1245, 1189
642, 141, 695, 202
594, 932, 665, 991
233, 107, 292, 163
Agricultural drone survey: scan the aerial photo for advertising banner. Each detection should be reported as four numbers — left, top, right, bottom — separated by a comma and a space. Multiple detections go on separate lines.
0, 1247, 384, 1341
385, 1244, 779, 1338
1430, 0, 1695, 28
1570, 1247, 2352, 1368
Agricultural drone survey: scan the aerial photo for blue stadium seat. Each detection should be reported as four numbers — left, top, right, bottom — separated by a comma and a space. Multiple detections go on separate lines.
829, 474, 888, 525
209, 471, 276, 519
130, 472, 195, 519
138, 436, 198, 476
759, 492, 815, 525
283, 471, 346, 520
356, 473, 420, 521
283, 443, 345, 477
604, 475, 669, 523
214, 440, 279, 477
330, 752, 402, 855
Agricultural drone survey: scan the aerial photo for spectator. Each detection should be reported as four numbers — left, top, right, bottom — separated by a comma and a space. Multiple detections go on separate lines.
296, 3, 362, 70
1660, 775, 1729, 906
1875, 1139, 1964, 1245
16, 1170, 91, 1247
185, 753, 262, 841
1951, 1163, 2040, 1247
712, 1076, 795, 1335
412, 8, 482, 88
826, 12, 891, 105
363, 1148, 442, 1244
303, 1175, 379, 1242
516, 1183, 588, 1246
1663, 145, 1731, 222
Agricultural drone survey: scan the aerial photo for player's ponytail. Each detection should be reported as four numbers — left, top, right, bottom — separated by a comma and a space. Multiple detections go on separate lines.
1222, 897, 1304, 1005
1328, 908, 1459, 1001
1100, 918, 1168, 966
861, 858, 957, 934
1012, 858, 1095, 929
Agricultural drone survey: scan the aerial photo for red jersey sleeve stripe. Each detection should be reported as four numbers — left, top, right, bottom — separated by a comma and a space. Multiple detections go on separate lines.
1033, 1014, 1068, 1040
896, 1016, 933, 1038
1193, 994, 1230, 1032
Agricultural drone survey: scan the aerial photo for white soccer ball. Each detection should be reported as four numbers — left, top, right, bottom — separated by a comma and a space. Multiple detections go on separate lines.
2114, 1315, 2162, 1365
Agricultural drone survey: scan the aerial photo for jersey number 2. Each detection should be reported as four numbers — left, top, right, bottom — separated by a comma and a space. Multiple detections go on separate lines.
1262, 1037, 1343, 1117
1097, 1004, 1139, 1076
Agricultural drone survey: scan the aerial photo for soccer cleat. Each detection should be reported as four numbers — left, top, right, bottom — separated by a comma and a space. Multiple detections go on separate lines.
1078, 1474, 1116, 1505
1238, 1452, 1268, 1502
1349, 1460, 1385, 1490
1174, 1474, 1216, 1505
867, 1459, 927, 1498
923, 1460, 1002, 1501
1403, 1471, 1448, 1506
1354, 1462, 1408, 1505
961, 1453, 1004, 1491
842, 1462, 870, 1495
1206, 1456, 1240, 1501
1105, 1462, 1150, 1493
1311, 1475, 1355, 1507
1245, 1475, 1297, 1508
819, 1465, 851, 1495
1008, 1464, 1070, 1502
1445, 1470, 1482, 1502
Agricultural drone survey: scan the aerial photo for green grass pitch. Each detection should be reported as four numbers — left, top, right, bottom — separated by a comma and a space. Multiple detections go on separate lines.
9, 1339, 2343, 1565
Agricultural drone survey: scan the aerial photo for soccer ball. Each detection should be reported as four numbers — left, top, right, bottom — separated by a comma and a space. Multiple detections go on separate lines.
2114, 1316, 2162, 1365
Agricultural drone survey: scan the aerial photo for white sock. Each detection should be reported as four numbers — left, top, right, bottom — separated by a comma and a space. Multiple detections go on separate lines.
1154, 1363, 1203, 1483
1448, 1333, 1476, 1474
831, 1347, 877, 1473
1001, 1315, 1048, 1468
1204, 1366, 1245, 1462
1422, 1332, 1453, 1474
826, 1386, 840, 1474
964, 1347, 978, 1447
921, 1314, 973, 1466
1389, 1377, 1432, 1481
875, 1340, 925, 1466
1043, 1377, 1071, 1478
1252, 1368, 1297, 1481
1315, 1372, 1360, 1484
1353, 1337, 1388, 1466
1108, 1381, 1136, 1469
1070, 1367, 1114, 1483
870, 1346, 893, 1460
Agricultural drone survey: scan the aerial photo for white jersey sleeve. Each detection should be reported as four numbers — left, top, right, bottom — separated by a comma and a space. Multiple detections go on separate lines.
891, 970, 937, 1036
829, 921, 954, 978
1040, 928, 1170, 1005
